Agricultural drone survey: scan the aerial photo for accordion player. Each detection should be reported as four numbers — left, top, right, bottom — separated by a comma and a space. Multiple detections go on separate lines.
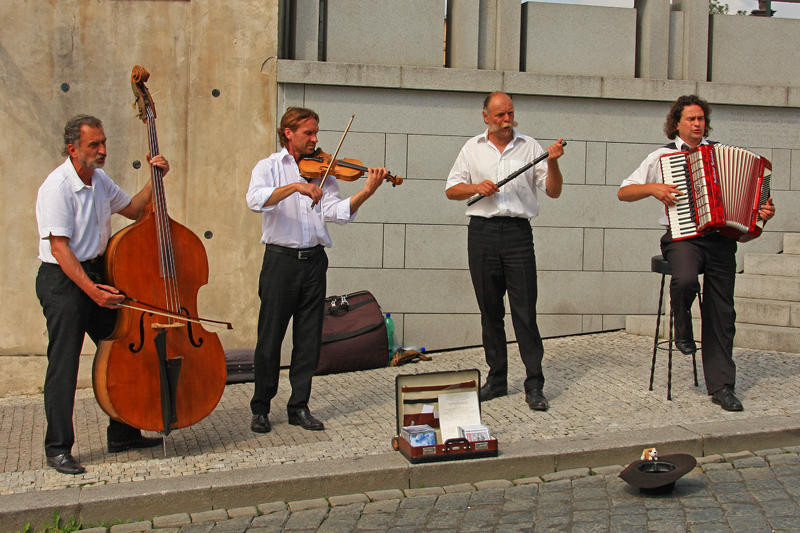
660, 144, 771, 242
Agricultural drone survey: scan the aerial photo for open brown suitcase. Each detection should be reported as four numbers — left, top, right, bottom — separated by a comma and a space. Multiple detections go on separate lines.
392, 369, 498, 463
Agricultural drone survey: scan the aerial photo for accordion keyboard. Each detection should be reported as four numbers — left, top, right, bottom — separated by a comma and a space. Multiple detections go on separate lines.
660, 154, 698, 239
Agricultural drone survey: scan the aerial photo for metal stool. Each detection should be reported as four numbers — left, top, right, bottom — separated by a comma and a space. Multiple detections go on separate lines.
649, 255, 701, 400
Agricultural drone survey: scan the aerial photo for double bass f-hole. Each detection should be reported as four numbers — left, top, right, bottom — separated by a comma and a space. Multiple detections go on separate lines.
129, 311, 153, 353
181, 307, 203, 348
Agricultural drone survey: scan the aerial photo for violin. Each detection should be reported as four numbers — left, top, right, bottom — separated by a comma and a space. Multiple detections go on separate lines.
299, 148, 403, 187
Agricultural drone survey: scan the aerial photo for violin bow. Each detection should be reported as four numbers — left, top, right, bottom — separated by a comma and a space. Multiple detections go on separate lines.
97, 286, 233, 329
118, 300, 234, 330
317, 114, 355, 193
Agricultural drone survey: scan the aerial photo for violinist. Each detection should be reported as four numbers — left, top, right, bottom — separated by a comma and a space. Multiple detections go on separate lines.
35, 115, 166, 474
245, 107, 387, 434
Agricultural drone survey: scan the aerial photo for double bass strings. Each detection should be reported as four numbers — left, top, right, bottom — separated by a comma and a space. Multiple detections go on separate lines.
145, 107, 182, 321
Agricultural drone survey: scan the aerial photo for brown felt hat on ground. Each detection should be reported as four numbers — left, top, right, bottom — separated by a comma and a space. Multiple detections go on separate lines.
619, 453, 697, 494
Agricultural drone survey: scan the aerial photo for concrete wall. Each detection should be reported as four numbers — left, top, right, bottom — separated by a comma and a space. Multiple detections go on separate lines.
1, 0, 278, 356
710, 14, 800, 86
522, 3, 636, 78
2, 0, 799, 375
326, 0, 445, 67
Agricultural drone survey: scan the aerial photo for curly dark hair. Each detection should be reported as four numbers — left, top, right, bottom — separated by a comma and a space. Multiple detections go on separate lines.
63, 115, 103, 156
663, 95, 712, 140
277, 107, 320, 148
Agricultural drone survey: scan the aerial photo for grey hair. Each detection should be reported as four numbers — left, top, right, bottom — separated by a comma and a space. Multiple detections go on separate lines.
63, 115, 103, 156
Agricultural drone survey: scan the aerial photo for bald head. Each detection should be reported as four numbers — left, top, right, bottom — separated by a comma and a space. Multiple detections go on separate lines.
483, 91, 512, 111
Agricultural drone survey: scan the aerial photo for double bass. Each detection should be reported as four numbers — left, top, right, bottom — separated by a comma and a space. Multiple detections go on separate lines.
93, 66, 228, 434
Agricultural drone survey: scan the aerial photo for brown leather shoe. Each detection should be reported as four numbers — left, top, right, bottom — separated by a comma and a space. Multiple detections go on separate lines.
46, 453, 86, 475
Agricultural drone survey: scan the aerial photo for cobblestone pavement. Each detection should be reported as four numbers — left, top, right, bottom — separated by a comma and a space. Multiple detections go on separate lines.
78, 447, 800, 532
2, 331, 800, 496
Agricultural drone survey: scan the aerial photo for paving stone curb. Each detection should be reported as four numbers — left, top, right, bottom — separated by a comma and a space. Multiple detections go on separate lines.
21, 446, 799, 532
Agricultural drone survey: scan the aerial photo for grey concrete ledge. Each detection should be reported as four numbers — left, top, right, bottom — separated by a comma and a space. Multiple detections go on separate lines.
4, 413, 800, 532
277, 59, 798, 108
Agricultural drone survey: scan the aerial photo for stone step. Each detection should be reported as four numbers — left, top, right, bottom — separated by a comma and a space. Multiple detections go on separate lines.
734, 322, 800, 354
784, 233, 800, 255
624, 315, 800, 354
735, 274, 800, 302
742, 252, 800, 277
626, 296, 800, 332
736, 297, 800, 328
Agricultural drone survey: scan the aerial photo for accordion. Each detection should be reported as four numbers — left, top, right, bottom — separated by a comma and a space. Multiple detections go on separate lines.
660, 144, 771, 242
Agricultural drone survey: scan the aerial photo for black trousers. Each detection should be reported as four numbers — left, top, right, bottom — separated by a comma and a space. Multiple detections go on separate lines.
660, 231, 737, 395
35, 262, 142, 457
250, 245, 328, 416
468, 217, 545, 393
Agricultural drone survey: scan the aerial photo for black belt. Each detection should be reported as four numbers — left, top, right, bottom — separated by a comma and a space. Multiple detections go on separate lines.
469, 216, 528, 225
81, 256, 103, 265
266, 244, 323, 260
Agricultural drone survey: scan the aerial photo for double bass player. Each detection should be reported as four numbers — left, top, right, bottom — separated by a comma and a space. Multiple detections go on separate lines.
35, 115, 165, 474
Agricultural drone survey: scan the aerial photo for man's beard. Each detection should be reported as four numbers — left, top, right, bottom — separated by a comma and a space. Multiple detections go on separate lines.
82, 157, 105, 170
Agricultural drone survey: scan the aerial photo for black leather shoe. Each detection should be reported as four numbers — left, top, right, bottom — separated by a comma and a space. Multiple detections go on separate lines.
108, 434, 163, 453
479, 383, 507, 402
675, 339, 697, 355
525, 389, 549, 411
46, 453, 86, 475
251, 414, 271, 433
712, 387, 743, 412
288, 408, 324, 431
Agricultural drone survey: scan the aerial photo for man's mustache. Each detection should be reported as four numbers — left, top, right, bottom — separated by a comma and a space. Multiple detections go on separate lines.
489, 121, 518, 132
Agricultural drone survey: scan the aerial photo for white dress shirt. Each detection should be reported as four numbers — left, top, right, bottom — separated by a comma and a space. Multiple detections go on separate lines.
620, 136, 711, 227
36, 158, 131, 263
446, 129, 549, 219
246, 148, 355, 248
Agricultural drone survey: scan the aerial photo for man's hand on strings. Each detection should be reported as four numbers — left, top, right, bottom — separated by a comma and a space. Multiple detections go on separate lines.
364, 167, 388, 195
146, 153, 170, 176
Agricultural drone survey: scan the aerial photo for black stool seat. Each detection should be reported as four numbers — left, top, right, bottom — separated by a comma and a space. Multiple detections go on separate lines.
649, 254, 700, 400
651, 255, 672, 276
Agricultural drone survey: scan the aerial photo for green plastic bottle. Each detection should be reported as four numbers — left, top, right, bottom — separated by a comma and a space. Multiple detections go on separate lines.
384, 313, 396, 357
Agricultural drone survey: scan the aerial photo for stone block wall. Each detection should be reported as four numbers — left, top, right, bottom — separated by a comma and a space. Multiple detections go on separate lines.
275, 73, 800, 352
